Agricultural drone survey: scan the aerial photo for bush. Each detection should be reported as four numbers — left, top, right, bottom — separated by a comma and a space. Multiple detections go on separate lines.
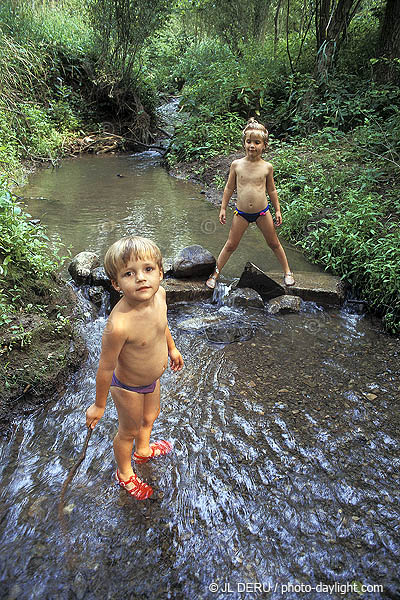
273, 140, 400, 334
0, 181, 65, 325
178, 39, 239, 117
168, 112, 243, 164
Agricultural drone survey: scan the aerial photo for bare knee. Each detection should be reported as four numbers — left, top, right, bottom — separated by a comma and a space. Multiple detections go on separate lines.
115, 427, 139, 443
267, 238, 281, 252
142, 409, 160, 429
225, 239, 239, 253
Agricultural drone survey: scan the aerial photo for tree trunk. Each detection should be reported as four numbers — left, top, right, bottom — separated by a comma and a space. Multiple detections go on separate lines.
274, 0, 283, 60
314, 0, 362, 78
375, 0, 400, 84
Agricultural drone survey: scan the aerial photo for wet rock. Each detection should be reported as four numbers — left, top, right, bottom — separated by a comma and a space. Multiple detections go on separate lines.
162, 278, 212, 303
238, 261, 346, 306
172, 245, 215, 278
204, 322, 253, 344
162, 257, 174, 276
68, 252, 100, 285
87, 286, 104, 308
238, 262, 285, 301
225, 288, 264, 309
73, 572, 87, 600
179, 312, 253, 343
266, 295, 302, 314
91, 266, 111, 289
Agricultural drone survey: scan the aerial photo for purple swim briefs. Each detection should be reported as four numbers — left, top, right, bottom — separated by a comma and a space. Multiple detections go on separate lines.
110, 372, 157, 394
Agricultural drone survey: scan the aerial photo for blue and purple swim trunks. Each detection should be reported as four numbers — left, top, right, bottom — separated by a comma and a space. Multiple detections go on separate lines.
110, 372, 157, 394
234, 204, 270, 223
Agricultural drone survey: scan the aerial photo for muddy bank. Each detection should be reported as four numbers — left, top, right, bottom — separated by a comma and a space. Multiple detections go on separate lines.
0, 277, 87, 430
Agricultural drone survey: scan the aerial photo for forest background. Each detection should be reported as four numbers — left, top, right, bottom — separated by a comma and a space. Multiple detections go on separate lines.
0, 0, 399, 398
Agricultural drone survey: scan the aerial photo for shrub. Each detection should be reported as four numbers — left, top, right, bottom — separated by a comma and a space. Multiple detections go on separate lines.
168, 112, 243, 164
0, 181, 65, 325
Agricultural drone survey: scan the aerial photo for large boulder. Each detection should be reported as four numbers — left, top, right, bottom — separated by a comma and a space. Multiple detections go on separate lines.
91, 266, 111, 290
68, 252, 99, 285
172, 245, 215, 278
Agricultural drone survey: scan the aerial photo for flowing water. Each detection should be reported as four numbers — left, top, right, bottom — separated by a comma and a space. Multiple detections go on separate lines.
0, 152, 399, 600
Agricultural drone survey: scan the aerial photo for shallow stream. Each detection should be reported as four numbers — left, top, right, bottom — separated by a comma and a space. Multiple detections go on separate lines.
0, 152, 399, 600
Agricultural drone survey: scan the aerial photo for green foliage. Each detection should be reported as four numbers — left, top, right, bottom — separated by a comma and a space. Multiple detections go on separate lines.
141, 15, 193, 95
186, 0, 271, 53
0, 2, 91, 175
177, 39, 238, 116
272, 139, 400, 334
168, 112, 243, 163
88, 0, 171, 84
0, 181, 65, 326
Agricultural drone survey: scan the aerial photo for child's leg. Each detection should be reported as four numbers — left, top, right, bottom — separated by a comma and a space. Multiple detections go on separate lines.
256, 213, 292, 275
206, 215, 249, 287
134, 380, 161, 457
111, 387, 144, 481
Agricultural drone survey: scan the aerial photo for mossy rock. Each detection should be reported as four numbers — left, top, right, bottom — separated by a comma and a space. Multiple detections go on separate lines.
0, 278, 87, 429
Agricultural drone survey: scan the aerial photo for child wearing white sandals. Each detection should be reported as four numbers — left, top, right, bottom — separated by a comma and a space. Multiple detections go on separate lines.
86, 236, 183, 500
206, 118, 295, 289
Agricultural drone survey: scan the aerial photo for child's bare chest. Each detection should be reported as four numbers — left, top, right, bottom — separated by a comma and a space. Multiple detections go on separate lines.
236, 163, 267, 187
125, 311, 167, 348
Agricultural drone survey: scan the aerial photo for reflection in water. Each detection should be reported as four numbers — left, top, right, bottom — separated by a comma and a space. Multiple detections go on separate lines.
1, 154, 398, 599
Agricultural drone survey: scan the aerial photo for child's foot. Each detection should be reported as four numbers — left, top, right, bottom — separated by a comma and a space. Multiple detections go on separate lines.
133, 440, 173, 464
115, 470, 153, 500
284, 272, 295, 286
206, 267, 220, 289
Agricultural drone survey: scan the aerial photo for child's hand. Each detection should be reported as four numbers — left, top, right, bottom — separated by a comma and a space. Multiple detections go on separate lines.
275, 210, 282, 226
169, 348, 184, 372
86, 403, 105, 429
219, 208, 226, 225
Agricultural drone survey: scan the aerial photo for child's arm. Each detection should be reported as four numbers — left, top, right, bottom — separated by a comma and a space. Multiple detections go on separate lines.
166, 325, 184, 372
219, 162, 237, 224
266, 164, 282, 226
86, 320, 126, 429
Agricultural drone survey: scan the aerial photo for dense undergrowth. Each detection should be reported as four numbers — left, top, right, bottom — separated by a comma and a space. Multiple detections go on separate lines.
273, 135, 400, 333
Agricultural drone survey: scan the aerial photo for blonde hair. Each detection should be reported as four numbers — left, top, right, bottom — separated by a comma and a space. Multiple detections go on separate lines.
241, 117, 269, 146
104, 236, 163, 281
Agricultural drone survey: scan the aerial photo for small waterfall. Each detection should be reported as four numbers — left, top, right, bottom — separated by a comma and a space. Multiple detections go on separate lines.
211, 280, 234, 307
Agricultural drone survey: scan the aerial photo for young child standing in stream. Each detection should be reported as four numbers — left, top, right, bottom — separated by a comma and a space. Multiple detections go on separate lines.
206, 118, 295, 289
86, 236, 184, 500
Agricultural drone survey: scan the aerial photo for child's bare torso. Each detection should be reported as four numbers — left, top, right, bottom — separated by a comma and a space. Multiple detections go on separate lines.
112, 289, 169, 386
234, 157, 271, 212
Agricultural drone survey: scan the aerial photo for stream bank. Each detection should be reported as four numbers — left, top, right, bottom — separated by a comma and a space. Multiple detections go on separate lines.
0, 274, 87, 429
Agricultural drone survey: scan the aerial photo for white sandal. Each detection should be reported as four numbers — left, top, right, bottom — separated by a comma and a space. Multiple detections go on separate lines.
206, 266, 220, 289
284, 272, 295, 286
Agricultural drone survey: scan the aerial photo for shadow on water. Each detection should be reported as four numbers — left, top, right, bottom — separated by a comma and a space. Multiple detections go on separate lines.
0, 154, 399, 599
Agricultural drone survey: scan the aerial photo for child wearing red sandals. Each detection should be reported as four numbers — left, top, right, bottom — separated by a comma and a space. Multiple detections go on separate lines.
86, 236, 184, 500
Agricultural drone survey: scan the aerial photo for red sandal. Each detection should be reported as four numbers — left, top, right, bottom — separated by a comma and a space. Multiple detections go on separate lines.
115, 470, 153, 500
133, 440, 172, 464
